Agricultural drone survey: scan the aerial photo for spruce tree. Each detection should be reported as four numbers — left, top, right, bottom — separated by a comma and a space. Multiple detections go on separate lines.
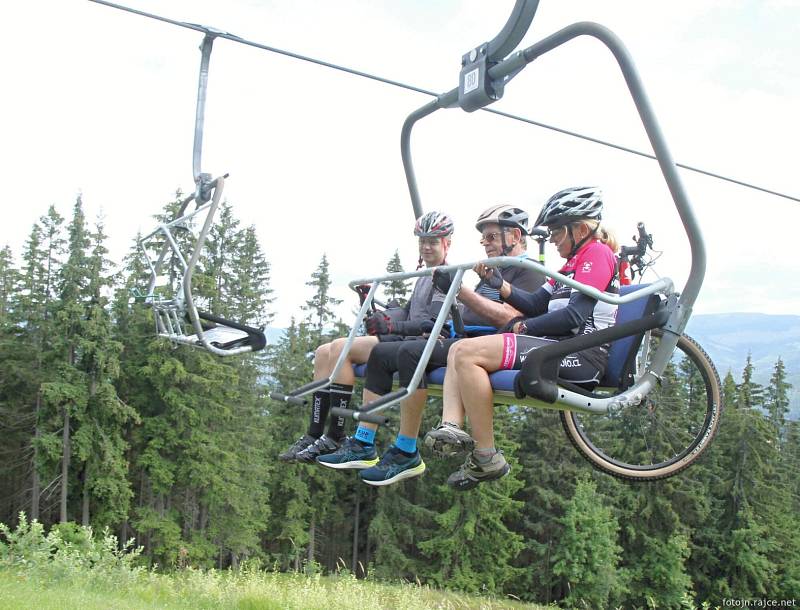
230, 225, 275, 327
765, 357, 791, 437
302, 254, 342, 334
71, 218, 136, 527
552, 477, 623, 608
383, 250, 409, 305
39, 196, 92, 523
20, 208, 66, 523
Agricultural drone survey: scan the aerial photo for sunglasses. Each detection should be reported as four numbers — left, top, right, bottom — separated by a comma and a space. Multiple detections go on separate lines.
479, 230, 508, 244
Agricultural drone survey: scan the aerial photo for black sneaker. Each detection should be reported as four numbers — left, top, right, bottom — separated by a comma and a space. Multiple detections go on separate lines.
278, 434, 317, 462
423, 422, 475, 457
446, 450, 510, 491
359, 446, 426, 486
296, 435, 342, 463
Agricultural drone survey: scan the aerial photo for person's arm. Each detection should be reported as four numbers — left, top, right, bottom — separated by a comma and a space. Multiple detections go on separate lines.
501, 283, 551, 318
512, 242, 616, 336
457, 285, 524, 327
511, 291, 596, 336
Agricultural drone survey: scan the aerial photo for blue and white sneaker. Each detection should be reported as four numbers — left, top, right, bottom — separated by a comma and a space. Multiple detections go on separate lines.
359, 446, 426, 486
317, 436, 379, 470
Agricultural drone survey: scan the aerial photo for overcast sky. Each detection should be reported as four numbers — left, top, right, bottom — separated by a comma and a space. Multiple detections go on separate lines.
2, 1, 799, 328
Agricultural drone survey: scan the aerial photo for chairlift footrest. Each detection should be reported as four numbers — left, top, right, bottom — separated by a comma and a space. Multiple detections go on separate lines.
191, 310, 267, 352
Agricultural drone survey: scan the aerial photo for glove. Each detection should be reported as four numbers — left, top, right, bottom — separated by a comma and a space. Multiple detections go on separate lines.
419, 320, 452, 337
481, 267, 504, 290
502, 316, 524, 333
365, 312, 393, 336
432, 268, 455, 294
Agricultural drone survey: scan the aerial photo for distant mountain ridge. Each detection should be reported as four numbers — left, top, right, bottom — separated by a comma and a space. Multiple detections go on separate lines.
686, 313, 800, 418
263, 313, 800, 418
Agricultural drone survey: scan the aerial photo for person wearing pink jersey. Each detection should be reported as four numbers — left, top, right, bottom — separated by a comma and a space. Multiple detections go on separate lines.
424, 186, 620, 490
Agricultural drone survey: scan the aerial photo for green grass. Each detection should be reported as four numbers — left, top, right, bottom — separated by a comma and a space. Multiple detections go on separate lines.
0, 567, 548, 610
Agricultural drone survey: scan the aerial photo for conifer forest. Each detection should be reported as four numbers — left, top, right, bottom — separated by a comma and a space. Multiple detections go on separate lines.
1, 196, 798, 608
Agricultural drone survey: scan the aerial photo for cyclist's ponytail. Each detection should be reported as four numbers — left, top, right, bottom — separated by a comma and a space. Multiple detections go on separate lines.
582, 219, 619, 253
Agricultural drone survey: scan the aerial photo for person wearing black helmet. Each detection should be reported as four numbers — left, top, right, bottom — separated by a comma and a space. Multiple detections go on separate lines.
318, 204, 545, 484
425, 187, 619, 491
278, 211, 454, 464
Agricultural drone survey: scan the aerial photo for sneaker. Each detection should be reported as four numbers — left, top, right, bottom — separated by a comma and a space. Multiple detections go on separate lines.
317, 437, 379, 470
423, 422, 475, 457
296, 435, 342, 463
279, 434, 317, 462
359, 446, 426, 487
447, 450, 510, 491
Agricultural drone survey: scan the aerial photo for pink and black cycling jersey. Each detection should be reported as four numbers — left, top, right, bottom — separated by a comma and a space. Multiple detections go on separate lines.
501, 238, 619, 377
542, 239, 618, 337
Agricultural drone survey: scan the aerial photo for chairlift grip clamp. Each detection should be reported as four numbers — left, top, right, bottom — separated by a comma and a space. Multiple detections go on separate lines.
458, 43, 503, 112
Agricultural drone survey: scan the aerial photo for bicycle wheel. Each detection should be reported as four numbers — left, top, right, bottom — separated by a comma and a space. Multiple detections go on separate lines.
560, 330, 722, 481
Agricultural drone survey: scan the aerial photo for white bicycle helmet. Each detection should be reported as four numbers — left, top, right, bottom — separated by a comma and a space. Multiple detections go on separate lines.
535, 187, 603, 228
475, 204, 529, 233
414, 211, 454, 237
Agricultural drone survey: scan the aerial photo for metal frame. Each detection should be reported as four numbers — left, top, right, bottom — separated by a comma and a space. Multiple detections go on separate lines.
136, 27, 264, 356
314, 8, 707, 421
399, 19, 705, 404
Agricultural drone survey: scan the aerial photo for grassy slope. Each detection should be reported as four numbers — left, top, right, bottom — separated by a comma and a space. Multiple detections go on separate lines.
0, 568, 548, 610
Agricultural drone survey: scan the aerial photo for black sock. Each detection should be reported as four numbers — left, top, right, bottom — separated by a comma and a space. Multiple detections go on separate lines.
327, 383, 353, 440
308, 389, 330, 438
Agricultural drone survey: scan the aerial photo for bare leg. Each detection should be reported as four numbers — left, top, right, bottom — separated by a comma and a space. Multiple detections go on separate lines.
441, 349, 467, 427
358, 388, 382, 434
357, 385, 427, 437
449, 335, 504, 450
399, 389, 428, 438
322, 336, 379, 385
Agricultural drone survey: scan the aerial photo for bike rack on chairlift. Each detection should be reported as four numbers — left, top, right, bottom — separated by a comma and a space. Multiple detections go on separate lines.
137, 31, 266, 357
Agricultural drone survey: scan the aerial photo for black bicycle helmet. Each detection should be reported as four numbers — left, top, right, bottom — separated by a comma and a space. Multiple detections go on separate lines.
414, 211, 454, 237
475, 204, 529, 233
535, 187, 603, 228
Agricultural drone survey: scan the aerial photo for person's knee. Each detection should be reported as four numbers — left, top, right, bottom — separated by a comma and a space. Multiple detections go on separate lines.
329, 337, 347, 358
315, 342, 331, 363
447, 341, 462, 367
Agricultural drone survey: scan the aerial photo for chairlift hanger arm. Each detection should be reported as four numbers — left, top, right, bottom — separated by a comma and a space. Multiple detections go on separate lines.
484, 0, 540, 62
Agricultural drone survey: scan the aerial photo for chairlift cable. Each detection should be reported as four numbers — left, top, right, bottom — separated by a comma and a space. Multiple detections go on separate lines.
88, 0, 800, 205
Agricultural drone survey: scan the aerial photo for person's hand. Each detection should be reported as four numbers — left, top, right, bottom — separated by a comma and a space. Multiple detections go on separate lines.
365, 312, 393, 335
432, 268, 454, 293
474, 263, 503, 290
420, 320, 452, 338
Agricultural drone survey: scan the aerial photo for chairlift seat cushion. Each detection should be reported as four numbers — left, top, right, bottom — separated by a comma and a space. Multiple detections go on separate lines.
352, 284, 656, 393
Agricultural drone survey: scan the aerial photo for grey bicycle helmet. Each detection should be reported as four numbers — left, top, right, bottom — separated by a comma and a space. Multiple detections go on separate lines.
475, 204, 529, 233
414, 211, 454, 237
535, 187, 603, 228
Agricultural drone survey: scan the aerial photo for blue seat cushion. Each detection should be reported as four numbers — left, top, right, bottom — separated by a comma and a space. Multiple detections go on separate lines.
352, 285, 656, 393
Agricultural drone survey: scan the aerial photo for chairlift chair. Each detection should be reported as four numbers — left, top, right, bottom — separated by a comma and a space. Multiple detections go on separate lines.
136, 32, 266, 357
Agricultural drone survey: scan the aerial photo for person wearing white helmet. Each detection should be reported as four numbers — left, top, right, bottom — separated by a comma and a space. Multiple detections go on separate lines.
279, 211, 454, 464
425, 187, 620, 491
318, 204, 545, 484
